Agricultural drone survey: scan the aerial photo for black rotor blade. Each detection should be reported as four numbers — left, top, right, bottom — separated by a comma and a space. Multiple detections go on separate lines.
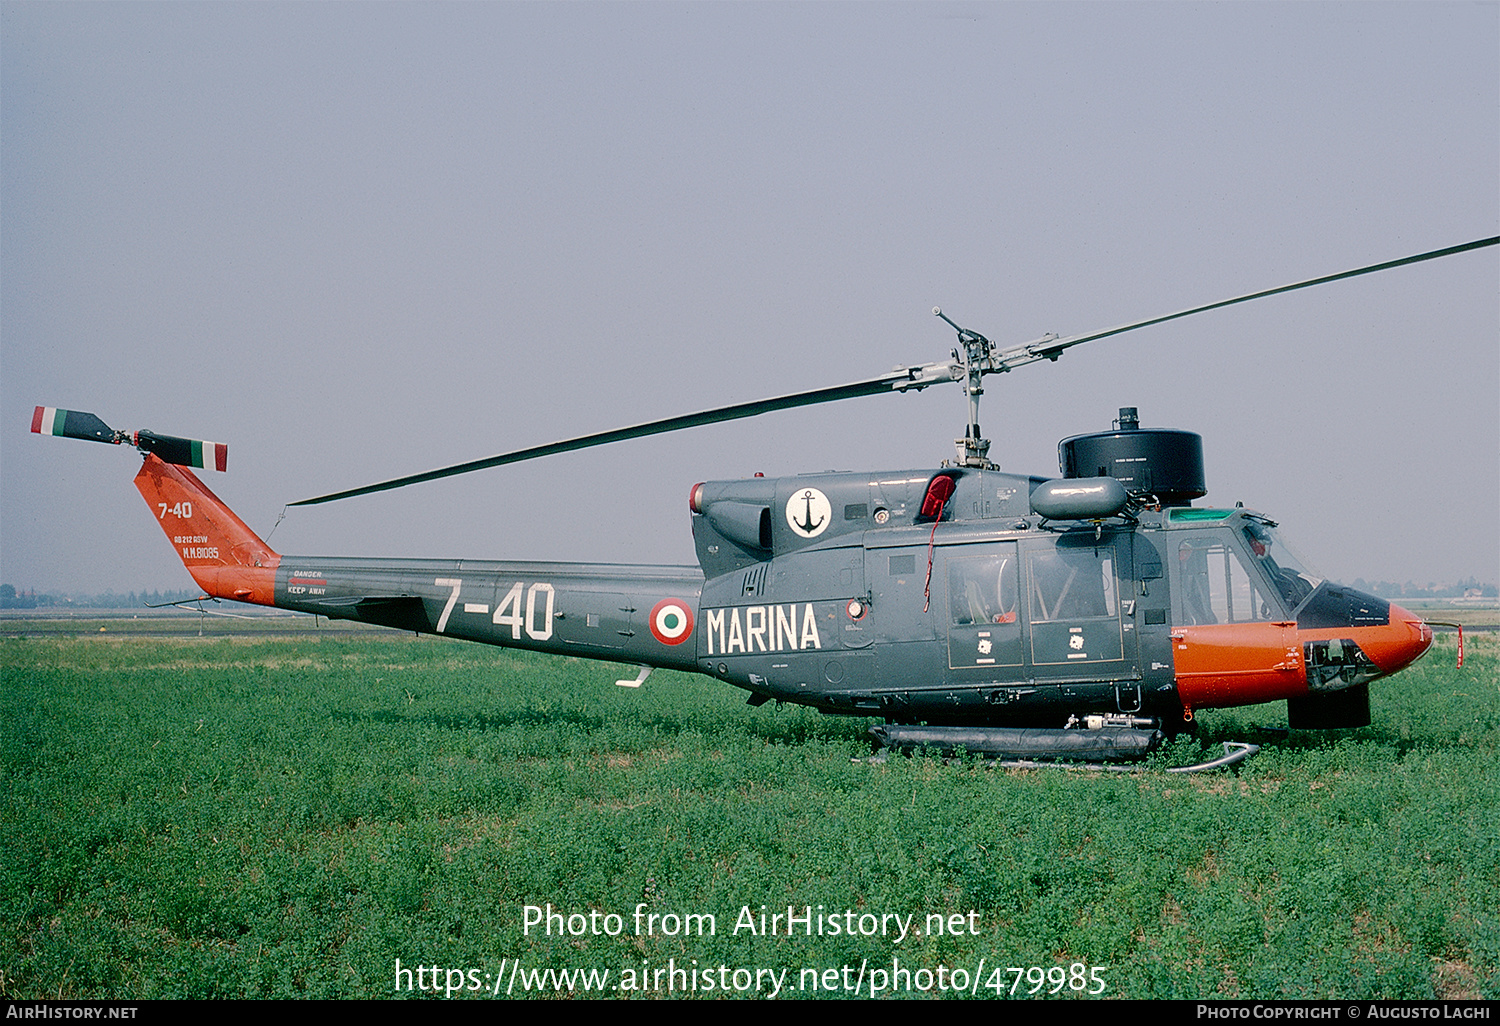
1016, 236, 1499, 364
292, 234, 1498, 506
291, 373, 914, 506
133, 430, 229, 472
31, 406, 116, 443
32, 407, 228, 471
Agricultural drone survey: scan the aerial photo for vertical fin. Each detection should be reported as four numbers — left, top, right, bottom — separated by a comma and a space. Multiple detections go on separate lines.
133, 455, 280, 604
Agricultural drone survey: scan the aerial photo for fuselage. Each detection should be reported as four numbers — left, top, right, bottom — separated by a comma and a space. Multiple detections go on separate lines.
135, 455, 1432, 730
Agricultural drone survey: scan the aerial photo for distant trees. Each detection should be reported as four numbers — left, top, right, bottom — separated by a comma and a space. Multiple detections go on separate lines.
1350, 578, 1498, 599
0, 584, 36, 609
0, 586, 202, 609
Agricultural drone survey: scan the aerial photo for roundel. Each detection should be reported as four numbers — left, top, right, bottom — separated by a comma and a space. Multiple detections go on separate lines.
785, 487, 832, 538
649, 598, 695, 645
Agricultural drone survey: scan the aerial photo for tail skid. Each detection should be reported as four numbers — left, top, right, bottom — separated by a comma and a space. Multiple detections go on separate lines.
134, 454, 280, 604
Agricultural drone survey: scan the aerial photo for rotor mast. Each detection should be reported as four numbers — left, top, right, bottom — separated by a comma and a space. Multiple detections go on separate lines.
932, 308, 992, 467
933, 307, 1063, 469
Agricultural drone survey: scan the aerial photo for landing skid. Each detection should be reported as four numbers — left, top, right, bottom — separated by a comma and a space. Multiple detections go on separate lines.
988, 741, 1260, 774
859, 736, 1260, 774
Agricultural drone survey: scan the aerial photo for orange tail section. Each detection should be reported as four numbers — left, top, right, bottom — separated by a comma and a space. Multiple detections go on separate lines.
134, 454, 280, 605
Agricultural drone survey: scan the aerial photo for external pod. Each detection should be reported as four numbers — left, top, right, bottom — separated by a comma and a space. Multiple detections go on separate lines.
1029, 477, 1130, 520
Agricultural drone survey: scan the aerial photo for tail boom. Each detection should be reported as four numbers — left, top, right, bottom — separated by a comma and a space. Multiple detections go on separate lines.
132, 453, 705, 672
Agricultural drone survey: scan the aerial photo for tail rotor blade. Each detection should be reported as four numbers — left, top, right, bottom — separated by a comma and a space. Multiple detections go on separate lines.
31, 406, 116, 444
132, 430, 229, 472
32, 407, 228, 471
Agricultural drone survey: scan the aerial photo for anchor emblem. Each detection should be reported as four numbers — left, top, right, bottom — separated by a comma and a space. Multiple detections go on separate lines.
794, 491, 824, 532
785, 487, 831, 538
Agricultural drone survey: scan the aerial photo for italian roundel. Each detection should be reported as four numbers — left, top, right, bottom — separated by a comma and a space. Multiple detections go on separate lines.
649, 598, 695, 646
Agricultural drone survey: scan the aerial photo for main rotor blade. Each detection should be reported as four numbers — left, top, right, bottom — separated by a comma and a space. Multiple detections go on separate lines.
291, 372, 929, 506
993, 236, 1499, 369
292, 234, 1497, 506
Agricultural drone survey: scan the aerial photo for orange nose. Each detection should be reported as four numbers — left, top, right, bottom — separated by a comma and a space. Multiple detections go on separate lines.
1363, 602, 1434, 675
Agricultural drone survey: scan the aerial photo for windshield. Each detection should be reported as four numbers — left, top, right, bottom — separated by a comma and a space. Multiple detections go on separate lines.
1241, 520, 1323, 611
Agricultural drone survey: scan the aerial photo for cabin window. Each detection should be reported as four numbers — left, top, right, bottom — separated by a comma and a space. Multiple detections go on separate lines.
948, 547, 1019, 625
947, 545, 1024, 669
1027, 542, 1117, 622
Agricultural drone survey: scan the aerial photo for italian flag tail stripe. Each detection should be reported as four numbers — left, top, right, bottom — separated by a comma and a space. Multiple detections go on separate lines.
32, 406, 64, 435
188, 439, 230, 472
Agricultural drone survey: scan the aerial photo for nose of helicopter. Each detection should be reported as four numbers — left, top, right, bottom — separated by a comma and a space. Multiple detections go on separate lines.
1364, 603, 1434, 675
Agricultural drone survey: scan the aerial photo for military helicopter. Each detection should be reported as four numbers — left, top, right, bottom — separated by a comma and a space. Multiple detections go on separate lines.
33, 236, 1496, 766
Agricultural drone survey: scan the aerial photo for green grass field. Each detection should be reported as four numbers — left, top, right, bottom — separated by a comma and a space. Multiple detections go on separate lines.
2, 627, 1496, 999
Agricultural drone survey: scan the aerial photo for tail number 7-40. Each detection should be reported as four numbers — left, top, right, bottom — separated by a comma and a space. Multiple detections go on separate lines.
432, 578, 555, 641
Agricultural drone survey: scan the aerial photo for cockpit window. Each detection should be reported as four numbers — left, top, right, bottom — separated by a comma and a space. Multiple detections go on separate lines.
1176, 536, 1281, 624
1241, 521, 1322, 611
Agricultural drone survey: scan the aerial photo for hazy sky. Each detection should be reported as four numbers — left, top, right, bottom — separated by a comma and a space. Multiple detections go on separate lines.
3, 2, 1496, 596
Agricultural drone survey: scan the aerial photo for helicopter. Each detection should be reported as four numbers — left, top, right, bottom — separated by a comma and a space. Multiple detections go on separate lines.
33, 236, 1496, 766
